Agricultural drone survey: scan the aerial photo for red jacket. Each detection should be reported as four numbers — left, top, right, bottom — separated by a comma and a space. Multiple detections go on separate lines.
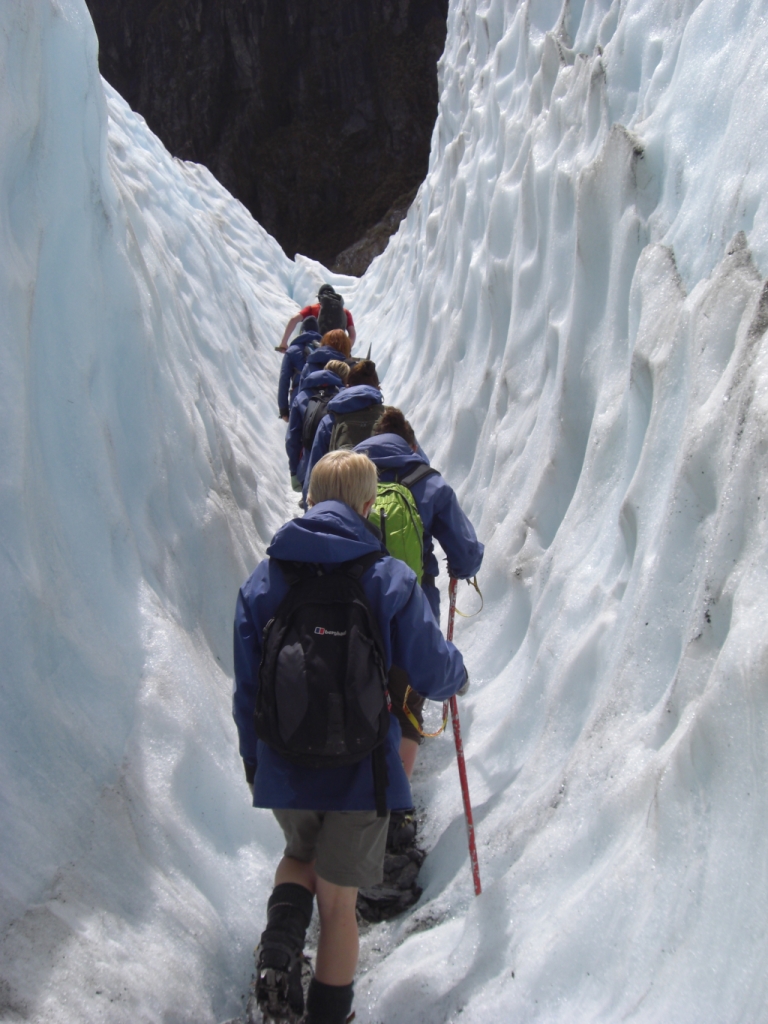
300, 303, 354, 330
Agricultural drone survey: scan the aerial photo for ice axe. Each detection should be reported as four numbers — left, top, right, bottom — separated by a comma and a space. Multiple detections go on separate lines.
447, 577, 482, 896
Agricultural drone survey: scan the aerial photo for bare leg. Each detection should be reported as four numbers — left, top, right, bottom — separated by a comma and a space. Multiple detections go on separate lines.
399, 737, 419, 779
314, 877, 359, 986
274, 855, 316, 893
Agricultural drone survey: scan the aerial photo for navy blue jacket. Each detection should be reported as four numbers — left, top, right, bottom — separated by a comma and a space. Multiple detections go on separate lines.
303, 385, 384, 501
297, 345, 350, 391
278, 330, 321, 415
285, 369, 343, 481
233, 501, 466, 811
354, 434, 484, 621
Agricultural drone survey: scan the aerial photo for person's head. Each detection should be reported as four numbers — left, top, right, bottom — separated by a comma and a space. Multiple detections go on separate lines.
346, 359, 379, 389
372, 407, 417, 449
321, 329, 352, 359
318, 283, 336, 299
302, 314, 319, 334
307, 450, 377, 516
325, 359, 350, 382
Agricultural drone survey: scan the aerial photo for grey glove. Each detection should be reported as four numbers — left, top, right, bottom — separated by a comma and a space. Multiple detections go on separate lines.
290, 474, 302, 493
457, 670, 470, 697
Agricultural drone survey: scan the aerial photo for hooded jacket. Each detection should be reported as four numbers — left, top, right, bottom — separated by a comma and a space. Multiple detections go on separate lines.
297, 344, 350, 392
354, 434, 484, 621
278, 330, 322, 415
285, 369, 343, 481
233, 500, 466, 811
303, 385, 384, 501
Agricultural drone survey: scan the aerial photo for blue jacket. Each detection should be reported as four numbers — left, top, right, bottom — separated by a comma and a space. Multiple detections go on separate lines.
297, 345, 350, 391
278, 331, 321, 415
354, 434, 484, 621
303, 385, 384, 501
233, 501, 466, 811
285, 369, 342, 481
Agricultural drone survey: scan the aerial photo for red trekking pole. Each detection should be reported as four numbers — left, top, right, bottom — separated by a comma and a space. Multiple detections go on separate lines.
447, 577, 482, 896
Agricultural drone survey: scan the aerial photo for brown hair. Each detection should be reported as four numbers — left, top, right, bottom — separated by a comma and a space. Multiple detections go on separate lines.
346, 359, 379, 389
372, 407, 416, 447
308, 450, 378, 514
321, 329, 352, 359
325, 359, 350, 382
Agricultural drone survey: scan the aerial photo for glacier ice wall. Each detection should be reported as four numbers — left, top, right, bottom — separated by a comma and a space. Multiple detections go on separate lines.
0, 2, 310, 1019
2, 0, 768, 1021
346, 1, 768, 1020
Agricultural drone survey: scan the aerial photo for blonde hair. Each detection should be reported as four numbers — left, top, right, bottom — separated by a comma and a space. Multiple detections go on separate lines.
321, 329, 352, 359
325, 359, 350, 382
308, 450, 377, 514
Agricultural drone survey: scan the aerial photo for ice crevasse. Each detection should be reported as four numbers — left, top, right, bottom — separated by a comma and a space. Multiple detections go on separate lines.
2, 0, 768, 1022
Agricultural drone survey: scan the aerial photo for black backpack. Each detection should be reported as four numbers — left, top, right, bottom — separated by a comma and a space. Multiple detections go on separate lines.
328, 403, 385, 451
318, 291, 347, 333
302, 387, 337, 451
255, 553, 390, 812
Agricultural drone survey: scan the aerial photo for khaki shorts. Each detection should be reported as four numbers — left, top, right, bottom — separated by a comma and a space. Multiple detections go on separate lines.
273, 808, 390, 888
388, 666, 425, 745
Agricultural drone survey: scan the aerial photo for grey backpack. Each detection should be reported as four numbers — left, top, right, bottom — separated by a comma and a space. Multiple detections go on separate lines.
328, 403, 385, 451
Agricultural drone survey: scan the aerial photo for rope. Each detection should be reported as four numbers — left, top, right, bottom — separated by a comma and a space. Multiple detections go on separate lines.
455, 575, 483, 618
402, 685, 449, 738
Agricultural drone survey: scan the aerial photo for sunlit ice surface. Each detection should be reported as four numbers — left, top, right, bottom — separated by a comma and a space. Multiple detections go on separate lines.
2, 0, 768, 1021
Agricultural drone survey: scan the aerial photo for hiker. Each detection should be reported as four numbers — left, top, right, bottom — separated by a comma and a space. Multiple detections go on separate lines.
302, 360, 384, 504
277, 316, 322, 421
278, 284, 356, 351
285, 360, 349, 492
296, 329, 354, 392
233, 449, 468, 1024
355, 407, 484, 782
323, 359, 350, 384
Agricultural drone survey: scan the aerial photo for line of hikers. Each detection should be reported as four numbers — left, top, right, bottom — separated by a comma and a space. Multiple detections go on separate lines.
233, 288, 484, 1024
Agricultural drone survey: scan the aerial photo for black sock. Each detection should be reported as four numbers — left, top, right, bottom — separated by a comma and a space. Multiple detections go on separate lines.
267, 882, 314, 926
305, 978, 354, 1024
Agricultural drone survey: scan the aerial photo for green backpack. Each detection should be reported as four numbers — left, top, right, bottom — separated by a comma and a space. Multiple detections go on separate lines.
367, 462, 437, 583
369, 482, 425, 582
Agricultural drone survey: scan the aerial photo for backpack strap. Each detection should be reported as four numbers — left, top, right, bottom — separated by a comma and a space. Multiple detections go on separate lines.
335, 551, 389, 816
397, 463, 440, 489
328, 411, 338, 449
371, 743, 389, 818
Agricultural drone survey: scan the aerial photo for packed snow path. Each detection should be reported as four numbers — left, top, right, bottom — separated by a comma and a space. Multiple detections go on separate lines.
3, 0, 768, 1022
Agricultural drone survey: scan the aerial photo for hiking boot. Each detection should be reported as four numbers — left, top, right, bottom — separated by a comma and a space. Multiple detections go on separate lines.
255, 954, 307, 1023
386, 809, 416, 852
255, 883, 314, 1022
356, 845, 426, 922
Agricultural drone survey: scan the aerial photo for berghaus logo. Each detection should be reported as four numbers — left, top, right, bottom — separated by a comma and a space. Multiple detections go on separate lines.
314, 627, 347, 636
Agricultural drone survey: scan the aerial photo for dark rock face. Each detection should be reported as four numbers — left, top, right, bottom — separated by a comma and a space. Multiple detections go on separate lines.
87, 0, 447, 270
331, 184, 418, 277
